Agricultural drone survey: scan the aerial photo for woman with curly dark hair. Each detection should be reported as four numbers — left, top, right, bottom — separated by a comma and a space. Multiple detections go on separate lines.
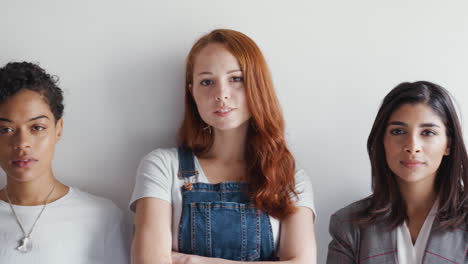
0, 62, 129, 264
327, 81, 468, 264
130, 29, 317, 264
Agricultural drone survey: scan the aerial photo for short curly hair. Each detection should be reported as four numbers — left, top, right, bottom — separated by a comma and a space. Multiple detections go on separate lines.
0, 62, 64, 122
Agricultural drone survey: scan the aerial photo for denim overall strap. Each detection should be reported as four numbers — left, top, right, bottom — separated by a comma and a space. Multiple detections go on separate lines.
177, 146, 199, 190
177, 146, 198, 178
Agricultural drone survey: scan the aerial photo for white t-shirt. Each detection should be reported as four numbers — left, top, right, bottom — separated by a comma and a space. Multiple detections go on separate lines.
130, 148, 316, 251
396, 200, 438, 264
0, 187, 130, 264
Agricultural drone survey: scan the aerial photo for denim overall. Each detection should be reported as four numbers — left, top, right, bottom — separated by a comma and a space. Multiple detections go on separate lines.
177, 146, 277, 261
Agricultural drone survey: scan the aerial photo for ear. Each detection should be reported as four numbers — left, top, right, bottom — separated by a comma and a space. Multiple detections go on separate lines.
188, 83, 193, 94
55, 118, 63, 141
444, 137, 451, 156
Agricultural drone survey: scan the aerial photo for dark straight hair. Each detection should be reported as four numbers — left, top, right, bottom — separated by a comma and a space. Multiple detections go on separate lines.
358, 81, 468, 230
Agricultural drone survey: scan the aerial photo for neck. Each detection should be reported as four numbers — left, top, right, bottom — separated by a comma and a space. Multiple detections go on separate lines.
2, 173, 66, 206
206, 122, 249, 162
398, 177, 437, 216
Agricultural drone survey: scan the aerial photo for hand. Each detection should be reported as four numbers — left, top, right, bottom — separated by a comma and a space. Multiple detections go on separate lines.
172, 251, 202, 264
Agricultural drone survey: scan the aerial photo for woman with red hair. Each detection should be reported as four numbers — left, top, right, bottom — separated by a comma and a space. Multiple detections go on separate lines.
130, 29, 316, 263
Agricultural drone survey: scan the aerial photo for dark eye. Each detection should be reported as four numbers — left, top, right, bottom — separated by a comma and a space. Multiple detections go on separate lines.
32, 125, 46, 131
422, 130, 436, 136
0, 127, 14, 134
230, 76, 243, 82
390, 128, 405, 135
200, 79, 214, 86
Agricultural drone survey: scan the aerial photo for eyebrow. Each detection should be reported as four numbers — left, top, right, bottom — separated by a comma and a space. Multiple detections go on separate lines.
197, 69, 242, 76
0, 115, 49, 123
30, 115, 50, 121
387, 121, 440, 128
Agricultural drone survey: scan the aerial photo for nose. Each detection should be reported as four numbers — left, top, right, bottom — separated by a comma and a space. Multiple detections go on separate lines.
404, 134, 421, 154
13, 130, 32, 151
214, 80, 230, 101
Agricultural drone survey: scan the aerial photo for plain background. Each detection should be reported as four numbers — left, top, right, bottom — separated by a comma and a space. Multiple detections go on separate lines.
1, 1, 467, 262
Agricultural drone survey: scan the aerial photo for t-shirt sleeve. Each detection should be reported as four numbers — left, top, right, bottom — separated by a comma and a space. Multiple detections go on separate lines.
104, 208, 131, 264
129, 148, 175, 212
294, 167, 317, 219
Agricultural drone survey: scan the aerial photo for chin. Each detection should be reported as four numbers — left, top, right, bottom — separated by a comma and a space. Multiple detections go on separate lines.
216, 125, 241, 131
395, 173, 435, 185
7, 172, 38, 183
212, 119, 249, 130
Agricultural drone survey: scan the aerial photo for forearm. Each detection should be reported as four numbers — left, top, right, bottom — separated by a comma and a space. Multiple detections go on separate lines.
132, 242, 172, 264
183, 207, 317, 264
133, 256, 172, 264
201, 257, 310, 264
175, 252, 313, 264
132, 198, 173, 264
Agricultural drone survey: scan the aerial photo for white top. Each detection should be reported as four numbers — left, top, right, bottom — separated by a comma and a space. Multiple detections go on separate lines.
129, 148, 316, 250
0, 187, 130, 264
396, 200, 438, 264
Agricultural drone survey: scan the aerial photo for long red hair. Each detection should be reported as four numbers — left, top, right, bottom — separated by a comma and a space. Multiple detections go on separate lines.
178, 29, 297, 219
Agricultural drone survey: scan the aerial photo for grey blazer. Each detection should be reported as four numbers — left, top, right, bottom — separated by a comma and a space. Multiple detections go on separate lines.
327, 200, 468, 264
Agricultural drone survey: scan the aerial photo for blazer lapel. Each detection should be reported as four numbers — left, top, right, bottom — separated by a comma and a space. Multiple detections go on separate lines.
360, 222, 397, 263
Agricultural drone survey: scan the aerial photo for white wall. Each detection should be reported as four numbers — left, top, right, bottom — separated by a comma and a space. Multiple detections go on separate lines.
1, 1, 467, 262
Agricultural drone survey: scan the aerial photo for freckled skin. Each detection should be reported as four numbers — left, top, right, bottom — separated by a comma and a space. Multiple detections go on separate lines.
191, 43, 251, 131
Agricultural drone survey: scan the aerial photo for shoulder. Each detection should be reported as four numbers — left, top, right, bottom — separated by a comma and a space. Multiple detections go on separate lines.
294, 166, 308, 179
329, 198, 371, 239
142, 147, 178, 164
293, 166, 316, 212
332, 198, 370, 221
137, 147, 179, 177
68, 187, 123, 217
69, 188, 129, 244
293, 165, 313, 187
327, 199, 370, 255
130, 148, 180, 210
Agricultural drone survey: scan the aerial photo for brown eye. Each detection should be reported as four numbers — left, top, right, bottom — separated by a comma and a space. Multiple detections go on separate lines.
0, 127, 14, 134
32, 125, 46, 131
200, 79, 214, 86
390, 128, 405, 135
422, 130, 436, 136
230, 76, 243, 82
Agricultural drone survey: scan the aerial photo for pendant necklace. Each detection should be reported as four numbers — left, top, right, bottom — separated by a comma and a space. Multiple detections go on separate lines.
5, 183, 55, 253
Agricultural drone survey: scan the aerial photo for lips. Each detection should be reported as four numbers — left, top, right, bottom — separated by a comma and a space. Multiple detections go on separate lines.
400, 160, 424, 169
12, 157, 38, 169
214, 107, 235, 116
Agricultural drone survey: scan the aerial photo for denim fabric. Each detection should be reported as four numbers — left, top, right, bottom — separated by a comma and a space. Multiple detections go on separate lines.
177, 146, 276, 261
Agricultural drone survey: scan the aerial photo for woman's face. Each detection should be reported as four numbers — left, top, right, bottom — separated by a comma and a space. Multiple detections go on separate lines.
0, 89, 62, 183
190, 43, 251, 131
383, 103, 450, 186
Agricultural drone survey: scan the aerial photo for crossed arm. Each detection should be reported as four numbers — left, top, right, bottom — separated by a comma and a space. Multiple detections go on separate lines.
131, 197, 317, 264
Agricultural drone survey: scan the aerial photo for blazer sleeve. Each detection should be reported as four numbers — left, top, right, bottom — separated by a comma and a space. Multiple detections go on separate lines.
326, 213, 358, 264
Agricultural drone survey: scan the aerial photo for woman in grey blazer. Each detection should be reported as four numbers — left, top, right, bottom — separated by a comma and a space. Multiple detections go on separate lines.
327, 81, 468, 264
